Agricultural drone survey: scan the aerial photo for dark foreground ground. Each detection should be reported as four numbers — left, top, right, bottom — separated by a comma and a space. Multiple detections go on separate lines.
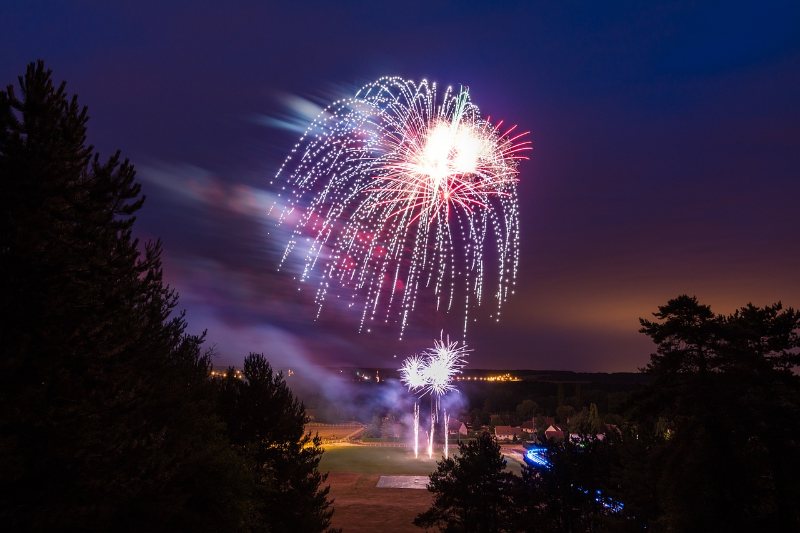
320, 444, 527, 532
326, 472, 433, 532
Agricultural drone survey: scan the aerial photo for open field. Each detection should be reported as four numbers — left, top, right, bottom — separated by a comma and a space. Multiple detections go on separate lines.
320, 446, 443, 475
319, 445, 526, 532
320, 445, 525, 475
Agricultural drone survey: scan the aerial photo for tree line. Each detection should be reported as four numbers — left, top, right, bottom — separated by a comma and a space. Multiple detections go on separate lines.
416, 295, 800, 531
0, 61, 339, 533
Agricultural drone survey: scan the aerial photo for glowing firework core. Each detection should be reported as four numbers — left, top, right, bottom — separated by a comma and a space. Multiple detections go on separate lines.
377, 88, 520, 227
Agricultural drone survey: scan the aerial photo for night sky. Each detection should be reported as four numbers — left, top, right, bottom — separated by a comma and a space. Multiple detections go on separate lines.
3, 1, 799, 372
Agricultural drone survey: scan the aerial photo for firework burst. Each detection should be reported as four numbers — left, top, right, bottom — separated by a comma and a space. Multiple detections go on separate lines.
400, 333, 469, 398
400, 354, 428, 392
400, 333, 470, 457
420, 334, 469, 397
272, 77, 530, 337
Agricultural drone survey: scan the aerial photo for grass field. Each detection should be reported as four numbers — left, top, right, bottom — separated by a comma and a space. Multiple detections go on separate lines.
320, 446, 442, 475
320, 445, 524, 477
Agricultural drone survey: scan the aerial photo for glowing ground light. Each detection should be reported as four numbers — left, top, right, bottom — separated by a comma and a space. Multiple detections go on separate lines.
272, 77, 530, 338
524, 447, 624, 512
525, 446, 551, 468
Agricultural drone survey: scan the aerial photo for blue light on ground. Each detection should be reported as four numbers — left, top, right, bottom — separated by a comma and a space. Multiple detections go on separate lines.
524, 446, 550, 468
523, 446, 623, 512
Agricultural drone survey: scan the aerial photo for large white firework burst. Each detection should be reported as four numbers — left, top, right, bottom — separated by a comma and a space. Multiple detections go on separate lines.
272, 77, 530, 337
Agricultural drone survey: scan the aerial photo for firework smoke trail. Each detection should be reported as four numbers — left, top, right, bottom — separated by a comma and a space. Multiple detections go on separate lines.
273, 77, 530, 338
429, 403, 435, 459
444, 411, 450, 459
413, 403, 419, 458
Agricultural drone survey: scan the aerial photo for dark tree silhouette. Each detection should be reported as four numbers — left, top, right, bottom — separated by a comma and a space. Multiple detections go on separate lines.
414, 434, 518, 532
216, 353, 340, 533
517, 436, 617, 533
512, 296, 800, 532
615, 295, 800, 531
0, 61, 250, 532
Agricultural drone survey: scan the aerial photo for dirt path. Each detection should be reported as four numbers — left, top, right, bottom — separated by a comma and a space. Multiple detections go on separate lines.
326, 472, 433, 533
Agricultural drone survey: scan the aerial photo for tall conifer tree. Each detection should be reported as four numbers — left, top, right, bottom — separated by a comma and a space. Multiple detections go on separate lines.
0, 61, 249, 532
217, 353, 340, 533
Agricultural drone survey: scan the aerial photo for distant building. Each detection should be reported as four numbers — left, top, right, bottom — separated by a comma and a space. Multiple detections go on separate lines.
448, 419, 468, 436
521, 421, 534, 433
495, 425, 523, 441
545, 425, 565, 440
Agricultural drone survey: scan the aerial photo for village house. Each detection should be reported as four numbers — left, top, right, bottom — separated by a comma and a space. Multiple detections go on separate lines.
448, 419, 468, 436
544, 424, 566, 440
494, 425, 523, 441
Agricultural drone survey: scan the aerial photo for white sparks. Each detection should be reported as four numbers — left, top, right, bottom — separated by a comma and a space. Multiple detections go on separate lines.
274, 77, 529, 337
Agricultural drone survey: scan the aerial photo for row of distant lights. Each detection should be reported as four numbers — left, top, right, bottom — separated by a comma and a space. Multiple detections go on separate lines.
209, 369, 244, 379
455, 373, 520, 382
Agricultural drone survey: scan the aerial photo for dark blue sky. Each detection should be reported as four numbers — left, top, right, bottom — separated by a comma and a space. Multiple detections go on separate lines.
3, 1, 799, 372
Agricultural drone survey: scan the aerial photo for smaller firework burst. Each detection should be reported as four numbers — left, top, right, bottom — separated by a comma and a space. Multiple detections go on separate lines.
419, 333, 469, 398
399, 354, 428, 392
400, 333, 469, 398
399, 332, 469, 458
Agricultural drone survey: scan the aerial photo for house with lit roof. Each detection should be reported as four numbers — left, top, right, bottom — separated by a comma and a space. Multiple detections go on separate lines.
494, 425, 523, 442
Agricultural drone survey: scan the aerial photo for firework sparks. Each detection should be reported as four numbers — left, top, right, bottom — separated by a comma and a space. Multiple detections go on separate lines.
400, 333, 469, 398
420, 334, 469, 397
400, 354, 428, 392
413, 403, 420, 458
399, 333, 469, 458
272, 77, 530, 337
444, 411, 450, 459
401, 354, 426, 459
429, 413, 435, 459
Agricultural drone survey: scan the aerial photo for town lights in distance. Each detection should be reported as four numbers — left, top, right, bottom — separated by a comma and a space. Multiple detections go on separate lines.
272, 77, 530, 337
